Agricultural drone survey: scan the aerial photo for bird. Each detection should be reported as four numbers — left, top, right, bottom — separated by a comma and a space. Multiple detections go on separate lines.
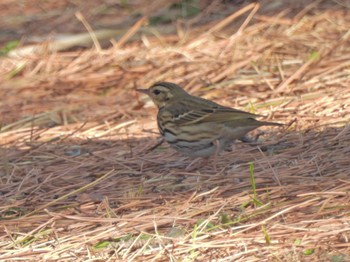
137, 82, 282, 160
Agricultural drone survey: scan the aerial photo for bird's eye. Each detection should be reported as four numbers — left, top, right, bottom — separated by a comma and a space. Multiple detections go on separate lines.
153, 89, 161, 95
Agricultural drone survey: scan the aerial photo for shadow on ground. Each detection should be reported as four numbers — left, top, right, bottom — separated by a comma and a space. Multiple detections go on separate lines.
0, 125, 348, 217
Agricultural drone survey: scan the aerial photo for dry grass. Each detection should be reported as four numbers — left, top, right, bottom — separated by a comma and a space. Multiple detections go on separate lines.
1, 1, 350, 261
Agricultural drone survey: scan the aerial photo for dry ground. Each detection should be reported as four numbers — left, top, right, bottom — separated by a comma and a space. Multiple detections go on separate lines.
1, 0, 350, 261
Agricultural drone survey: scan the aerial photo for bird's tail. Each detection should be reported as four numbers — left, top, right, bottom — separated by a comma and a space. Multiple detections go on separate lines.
260, 121, 284, 127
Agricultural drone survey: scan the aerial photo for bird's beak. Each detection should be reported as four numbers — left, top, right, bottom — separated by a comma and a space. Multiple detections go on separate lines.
136, 88, 148, 94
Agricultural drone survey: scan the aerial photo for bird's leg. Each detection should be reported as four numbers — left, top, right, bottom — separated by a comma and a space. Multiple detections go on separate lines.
239, 131, 265, 144
239, 135, 255, 143
185, 157, 213, 171
140, 137, 164, 155
185, 158, 202, 171
185, 140, 221, 171
212, 139, 221, 172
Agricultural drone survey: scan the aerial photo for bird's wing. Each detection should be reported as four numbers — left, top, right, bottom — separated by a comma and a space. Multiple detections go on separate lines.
169, 99, 261, 126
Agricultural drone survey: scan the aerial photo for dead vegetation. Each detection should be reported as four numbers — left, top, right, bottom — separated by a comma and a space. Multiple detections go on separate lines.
0, 0, 350, 261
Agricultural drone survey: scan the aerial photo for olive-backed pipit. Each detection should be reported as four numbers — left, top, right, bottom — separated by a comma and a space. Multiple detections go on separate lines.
137, 82, 282, 161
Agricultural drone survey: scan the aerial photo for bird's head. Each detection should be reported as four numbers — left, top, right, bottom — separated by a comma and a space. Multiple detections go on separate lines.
137, 82, 188, 108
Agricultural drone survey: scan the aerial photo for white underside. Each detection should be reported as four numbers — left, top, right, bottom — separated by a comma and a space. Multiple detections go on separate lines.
163, 124, 255, 157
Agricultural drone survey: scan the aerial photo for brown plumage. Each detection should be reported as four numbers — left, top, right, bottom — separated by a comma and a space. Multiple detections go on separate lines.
138, 82, 282, 158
